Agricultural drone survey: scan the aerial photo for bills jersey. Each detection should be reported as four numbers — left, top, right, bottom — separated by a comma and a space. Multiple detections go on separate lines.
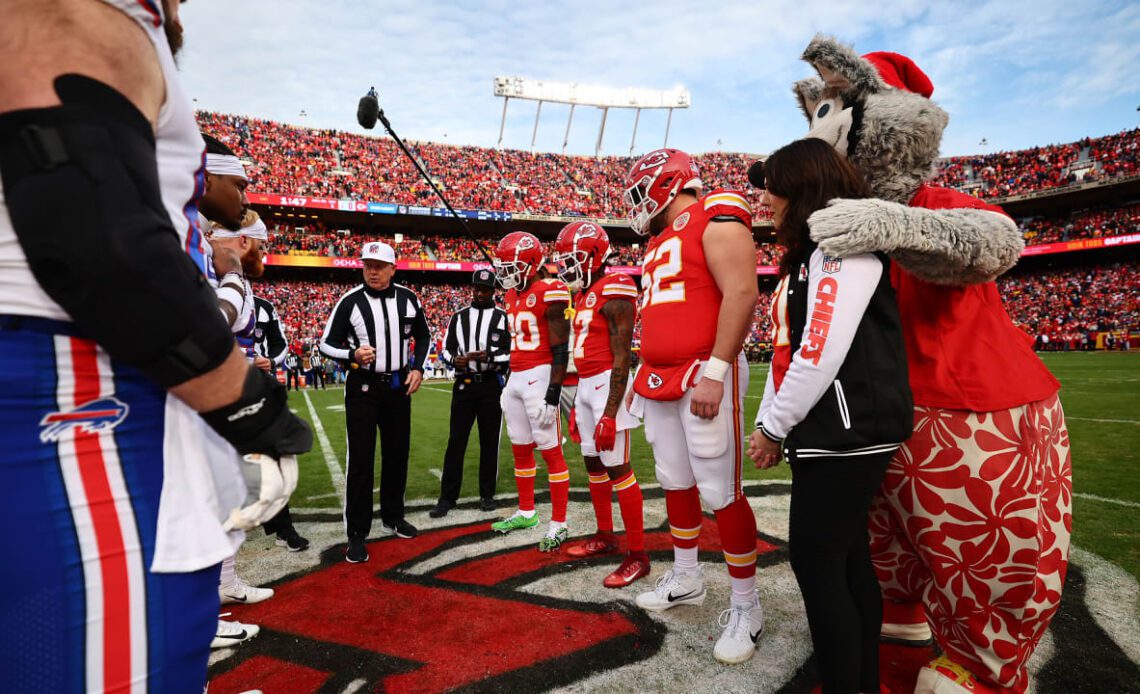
505, 278, 571, 371
0, 0, 208, 320
572, 273, 639, 378
639, 190, 752, 368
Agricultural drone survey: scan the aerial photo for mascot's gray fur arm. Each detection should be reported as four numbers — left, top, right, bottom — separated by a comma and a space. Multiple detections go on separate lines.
808, 198, 1025, 285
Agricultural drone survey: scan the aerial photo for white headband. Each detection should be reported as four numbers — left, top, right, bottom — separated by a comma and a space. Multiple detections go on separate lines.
208, 217, 268, 240
205, 153, 247, 180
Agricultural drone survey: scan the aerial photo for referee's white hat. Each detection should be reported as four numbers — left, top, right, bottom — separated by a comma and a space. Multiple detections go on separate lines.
361, 241, 396, 264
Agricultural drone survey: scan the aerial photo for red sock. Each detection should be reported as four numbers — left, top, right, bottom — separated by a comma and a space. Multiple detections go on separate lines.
587, 471, 614, 533
665, 487, 702, 549
612, 470, 644, 553
540, 446, 569, 523
715, 496, 757, 579
512, 443, 537, 512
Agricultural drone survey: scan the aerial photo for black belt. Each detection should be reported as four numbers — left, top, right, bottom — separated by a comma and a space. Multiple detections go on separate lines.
458, 372, 492, 383
354, 367, 405, 381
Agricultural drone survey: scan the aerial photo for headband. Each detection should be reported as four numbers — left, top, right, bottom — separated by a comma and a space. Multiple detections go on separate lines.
205, 153, 247, 179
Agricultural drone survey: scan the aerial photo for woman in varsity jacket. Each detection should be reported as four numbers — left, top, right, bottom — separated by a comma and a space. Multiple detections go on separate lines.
747, 138, 912, 694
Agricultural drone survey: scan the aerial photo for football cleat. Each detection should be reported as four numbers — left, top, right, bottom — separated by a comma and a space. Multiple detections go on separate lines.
713, 600, 764, 664
915, 656, 1001, 693
491, 511, 540, 533
211, 616, 260, 649
565, 532, 620, 558
603, 553, 651, 588
275, 529, 310, 552
635, 565, 707, 611
538, 525, 569, 552
219, 577, 274, 605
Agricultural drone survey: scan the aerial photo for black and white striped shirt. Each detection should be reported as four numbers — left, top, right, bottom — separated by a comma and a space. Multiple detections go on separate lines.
320, 283, 431, 374
441, 304, 511, 373
253, 296, 289, 366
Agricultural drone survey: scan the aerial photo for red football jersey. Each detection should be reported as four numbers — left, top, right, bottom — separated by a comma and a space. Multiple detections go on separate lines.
639, 190, 752, 368
895, 185, 1060, 411
505, 278, 571, 371
572, 272, 639, 378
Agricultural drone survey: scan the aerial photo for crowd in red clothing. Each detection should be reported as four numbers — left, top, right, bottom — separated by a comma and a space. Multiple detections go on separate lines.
1019, 203, 1140, 246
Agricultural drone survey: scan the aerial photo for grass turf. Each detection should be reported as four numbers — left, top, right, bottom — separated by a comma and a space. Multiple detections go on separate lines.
286, 352, 1140, 581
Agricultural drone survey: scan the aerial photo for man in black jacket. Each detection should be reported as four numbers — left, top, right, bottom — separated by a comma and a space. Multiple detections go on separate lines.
320, 242, 430, 563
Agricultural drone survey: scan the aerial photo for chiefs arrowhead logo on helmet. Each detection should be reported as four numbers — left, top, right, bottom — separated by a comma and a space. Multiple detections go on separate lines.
553, 221, 612, 291
624, 149, 702, 236
493, 231, 545, 290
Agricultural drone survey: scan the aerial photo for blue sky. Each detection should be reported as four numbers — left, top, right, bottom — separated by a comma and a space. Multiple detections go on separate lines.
179, 0, 1140, 159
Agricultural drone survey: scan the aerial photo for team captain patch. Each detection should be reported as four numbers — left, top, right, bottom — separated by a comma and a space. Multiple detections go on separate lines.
822, 256, 842, 274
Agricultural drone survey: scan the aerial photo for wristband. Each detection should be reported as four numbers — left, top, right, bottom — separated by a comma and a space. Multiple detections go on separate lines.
703, 356, 731, 383
544, 383, 562, 407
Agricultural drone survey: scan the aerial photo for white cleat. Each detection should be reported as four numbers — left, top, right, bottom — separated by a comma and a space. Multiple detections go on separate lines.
220, 577, 275, 605
635, 565, 707, 612
713, 599, 765, 664
211, 616, 260, 649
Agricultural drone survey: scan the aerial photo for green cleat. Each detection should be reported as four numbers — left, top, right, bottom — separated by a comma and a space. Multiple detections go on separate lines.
491, 511, 540, 534
538, 526, 569, 552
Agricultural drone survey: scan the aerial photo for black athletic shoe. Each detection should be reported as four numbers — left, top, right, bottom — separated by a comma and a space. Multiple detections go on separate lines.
380, 519, 418, 539
346, 538, 369, 563
480, 497, 496, 512
276, 529, 310, 552
429, 500, 453, 519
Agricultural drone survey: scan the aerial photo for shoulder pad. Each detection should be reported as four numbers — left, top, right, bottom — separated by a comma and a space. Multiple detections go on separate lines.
702, 189, 752, 227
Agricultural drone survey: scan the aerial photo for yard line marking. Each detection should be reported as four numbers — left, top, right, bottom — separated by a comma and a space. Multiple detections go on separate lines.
326, 404, 345, 412
422, 385, 453, 394
1073, 492, 1140, 509
302, 389, 346, 509
306, 487, 377, 502
1067, 417, 1140, 425
429, 467, 443, 480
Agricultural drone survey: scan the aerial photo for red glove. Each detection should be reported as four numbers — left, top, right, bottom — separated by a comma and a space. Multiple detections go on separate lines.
568, 407, 582, 444
594, 415, 617, 452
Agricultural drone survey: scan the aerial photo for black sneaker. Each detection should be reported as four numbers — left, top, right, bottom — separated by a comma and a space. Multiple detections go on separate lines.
429, 500, 453, 519
480, 497, 496, 512
380, 519, 418, 539
275, 529, 310, 552
345, 538, 369, 563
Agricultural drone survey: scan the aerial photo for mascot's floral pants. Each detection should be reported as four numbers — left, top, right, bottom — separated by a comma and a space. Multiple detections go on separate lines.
870, 393, 1072, 693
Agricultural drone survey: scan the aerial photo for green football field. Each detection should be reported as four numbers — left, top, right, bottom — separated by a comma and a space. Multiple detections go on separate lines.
286, 352, 1140, 581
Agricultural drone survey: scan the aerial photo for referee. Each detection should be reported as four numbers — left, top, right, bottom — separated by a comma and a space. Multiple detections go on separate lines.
430, 270, 511, 518
320, 241, 430, 564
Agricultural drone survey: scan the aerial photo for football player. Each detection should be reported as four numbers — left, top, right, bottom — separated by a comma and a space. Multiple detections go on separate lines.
552, 222, 650, 587
491, 232, 573, 551
624, 149, 764, 664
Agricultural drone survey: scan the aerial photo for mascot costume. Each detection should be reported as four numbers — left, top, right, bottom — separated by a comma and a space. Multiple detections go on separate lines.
770, 36, 1073, 694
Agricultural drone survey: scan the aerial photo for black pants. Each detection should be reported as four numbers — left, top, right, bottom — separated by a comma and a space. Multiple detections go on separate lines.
788, 450, 892, 694
263, 502, 296, 536
308, 367, 324, 389
286, 368, 300, 390
344, 369, 411, 539
439, 375, 502, 503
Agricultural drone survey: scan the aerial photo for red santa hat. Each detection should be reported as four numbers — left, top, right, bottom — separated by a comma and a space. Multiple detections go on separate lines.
863, 51, 934, 98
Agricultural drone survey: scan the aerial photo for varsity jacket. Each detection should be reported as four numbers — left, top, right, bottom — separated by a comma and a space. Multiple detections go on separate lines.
757, 246, 912, 462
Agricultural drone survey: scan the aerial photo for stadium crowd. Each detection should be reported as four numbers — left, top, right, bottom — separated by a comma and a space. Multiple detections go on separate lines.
1019, 203, 1140, 246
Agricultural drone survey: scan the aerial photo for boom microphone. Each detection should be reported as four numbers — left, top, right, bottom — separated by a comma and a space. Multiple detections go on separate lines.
357, 87, 380, 129
354, 87, 494, 264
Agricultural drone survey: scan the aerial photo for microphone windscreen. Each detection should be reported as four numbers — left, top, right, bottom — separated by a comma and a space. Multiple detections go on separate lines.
747, 159, 765, 189
357, 94, 380, 129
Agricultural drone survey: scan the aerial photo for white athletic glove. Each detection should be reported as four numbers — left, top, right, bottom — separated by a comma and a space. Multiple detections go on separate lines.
533, 402, 558, 428
222, 453, 300, 532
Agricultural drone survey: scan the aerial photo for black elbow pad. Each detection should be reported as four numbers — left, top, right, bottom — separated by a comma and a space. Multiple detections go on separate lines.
0, 75, 233, 387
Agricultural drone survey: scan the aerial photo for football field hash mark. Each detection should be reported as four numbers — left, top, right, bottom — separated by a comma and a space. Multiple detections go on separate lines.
302, 389, 347, 507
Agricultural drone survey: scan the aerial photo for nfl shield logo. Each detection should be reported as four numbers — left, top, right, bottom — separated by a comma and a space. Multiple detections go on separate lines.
822, 256, 842, 274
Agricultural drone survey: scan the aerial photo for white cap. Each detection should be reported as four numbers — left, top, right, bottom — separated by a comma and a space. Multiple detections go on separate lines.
361, 241, 396, 264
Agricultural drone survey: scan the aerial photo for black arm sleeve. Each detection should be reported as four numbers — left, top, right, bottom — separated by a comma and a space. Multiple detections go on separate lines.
0, 75, 233, 387
441, 312, 460, 366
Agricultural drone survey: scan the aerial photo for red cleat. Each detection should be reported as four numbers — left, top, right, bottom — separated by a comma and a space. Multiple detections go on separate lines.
565, 532, 619, 558
603, 554, 651, 588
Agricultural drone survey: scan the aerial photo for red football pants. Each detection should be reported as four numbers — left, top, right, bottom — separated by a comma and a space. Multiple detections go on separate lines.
870, 393, 1072, 693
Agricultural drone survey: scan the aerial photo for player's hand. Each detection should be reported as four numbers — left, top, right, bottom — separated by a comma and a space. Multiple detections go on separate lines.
689, 377, 723, 420
535, 403, 558, 427
354, 345, 376, 366
254, 355, 272, 372
405, 369, 423, 395
568, 407, 582, 444
210, 241, 243, 277
455, 355, 470, 370
594, 415, 617, 452
466, 350, 488, 361
748, 431, 782, 469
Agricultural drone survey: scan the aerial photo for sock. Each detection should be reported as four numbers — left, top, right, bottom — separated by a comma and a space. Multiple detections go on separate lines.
715, 496, 758, 605
665, 487, 703, 573
587, 471, 614, 533
612, 470, 645, 553
219, 554, 236, 589
512, 443, 537, 512
541, 446, 569, 523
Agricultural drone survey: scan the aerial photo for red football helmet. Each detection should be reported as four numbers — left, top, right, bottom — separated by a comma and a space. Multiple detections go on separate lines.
552, 221, 611, 290
493, 231, 545, 289
624, 148, 702, 235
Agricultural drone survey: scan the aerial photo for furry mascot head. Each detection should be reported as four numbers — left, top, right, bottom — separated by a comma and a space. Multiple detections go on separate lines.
764, 35, 1024, 285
